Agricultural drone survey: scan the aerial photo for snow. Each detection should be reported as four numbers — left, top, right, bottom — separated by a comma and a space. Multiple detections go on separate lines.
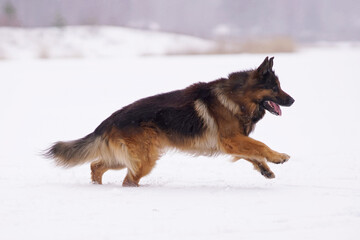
1, 31, 360, 239
0, 26, 214, 59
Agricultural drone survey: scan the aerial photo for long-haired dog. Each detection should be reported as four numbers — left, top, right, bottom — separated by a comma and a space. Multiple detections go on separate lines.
46, 57, 294, 186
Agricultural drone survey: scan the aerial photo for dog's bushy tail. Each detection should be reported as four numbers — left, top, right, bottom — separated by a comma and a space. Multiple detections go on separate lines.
45, 133, 102, 167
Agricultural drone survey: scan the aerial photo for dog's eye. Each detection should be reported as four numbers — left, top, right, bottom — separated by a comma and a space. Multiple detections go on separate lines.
272, 85, 279, 92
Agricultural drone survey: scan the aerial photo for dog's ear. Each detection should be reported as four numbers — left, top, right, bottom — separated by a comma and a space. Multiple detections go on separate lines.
269, 57, 274, 69
257, 57, 270, 75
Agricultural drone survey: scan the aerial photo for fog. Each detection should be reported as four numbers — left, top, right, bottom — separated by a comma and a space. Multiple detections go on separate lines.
1, 0, 359, 41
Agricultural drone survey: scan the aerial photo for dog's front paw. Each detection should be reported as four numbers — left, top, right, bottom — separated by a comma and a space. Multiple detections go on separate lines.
268, 152, 290, 164
260, 169, 275, 179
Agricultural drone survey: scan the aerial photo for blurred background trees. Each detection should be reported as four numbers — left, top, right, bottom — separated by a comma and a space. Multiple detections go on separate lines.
0, 1, 19, 26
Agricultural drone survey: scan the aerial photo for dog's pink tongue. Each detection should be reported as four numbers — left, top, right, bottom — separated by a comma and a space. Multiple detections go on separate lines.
270, 101, 282, 116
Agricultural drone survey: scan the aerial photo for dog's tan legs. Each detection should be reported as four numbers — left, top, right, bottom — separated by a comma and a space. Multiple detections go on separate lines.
232, 156, 275, 179
221, 135, 290, 163
91, 158, 155, 186
122, 158, 157, 187
267, 152, 290, 164
245, 158, 275, 179
91, 160, 125, 184
122, 148, 159, 187
122, 173, 139, 187
221, 135, 289, 178
91, 161, 107, 184
120, 127, 161, 187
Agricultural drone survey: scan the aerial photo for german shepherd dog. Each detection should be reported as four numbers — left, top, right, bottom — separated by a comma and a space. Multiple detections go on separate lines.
46, 57, 294, 186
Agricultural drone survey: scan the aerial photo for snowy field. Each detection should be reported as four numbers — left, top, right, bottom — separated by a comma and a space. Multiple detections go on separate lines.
1, 34, 360, 239
0, 26, 214, 59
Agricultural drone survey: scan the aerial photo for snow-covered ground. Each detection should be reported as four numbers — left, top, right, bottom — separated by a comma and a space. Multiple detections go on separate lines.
0, 26, 214, 59
0, 35, 359, 239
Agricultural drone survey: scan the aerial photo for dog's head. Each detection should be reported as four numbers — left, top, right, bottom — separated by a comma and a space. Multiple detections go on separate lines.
228, 57, 294, 116
253, 57, 294, 116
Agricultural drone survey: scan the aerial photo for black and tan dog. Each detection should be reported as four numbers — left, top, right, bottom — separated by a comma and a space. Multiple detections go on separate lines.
46, 57, 294, 186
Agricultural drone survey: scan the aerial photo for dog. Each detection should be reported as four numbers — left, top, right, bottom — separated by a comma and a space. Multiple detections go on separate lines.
46, 57, 294, 186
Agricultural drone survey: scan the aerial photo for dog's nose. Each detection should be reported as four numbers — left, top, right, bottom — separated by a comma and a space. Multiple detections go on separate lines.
287, 96, 295, 106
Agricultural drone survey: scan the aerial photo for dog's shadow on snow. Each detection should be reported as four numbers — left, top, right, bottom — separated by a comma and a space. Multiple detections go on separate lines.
69, 181, 273, 192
